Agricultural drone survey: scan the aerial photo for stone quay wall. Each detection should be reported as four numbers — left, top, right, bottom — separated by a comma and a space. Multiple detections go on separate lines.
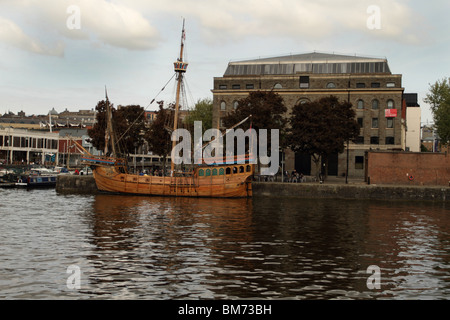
56, 175, 449, 202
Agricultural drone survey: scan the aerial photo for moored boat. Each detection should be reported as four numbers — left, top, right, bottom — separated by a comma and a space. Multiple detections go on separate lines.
78, 20, 254, 198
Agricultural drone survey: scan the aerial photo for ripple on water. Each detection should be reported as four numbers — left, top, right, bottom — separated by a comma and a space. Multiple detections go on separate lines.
0, 190, 449, 299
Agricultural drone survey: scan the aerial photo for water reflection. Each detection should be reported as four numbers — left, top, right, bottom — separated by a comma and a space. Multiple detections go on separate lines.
80, 194, 449, 299
0, 188, 448, 299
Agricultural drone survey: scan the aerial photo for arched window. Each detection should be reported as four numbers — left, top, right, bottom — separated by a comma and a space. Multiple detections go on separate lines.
226, 167, 231, 175
199, 169, 204, 177
233, 101, 239, 110
219, 168, 225, 175
326, 82, 336, 88
274, 83, 283, 89
220, 101, 226, 111
239, 166, 244, 173
206, 169, 211, 176
212, 168, 218, 176
372, 99, 379, 110
387, 100, 395, 109
357, 100, 364, 109
297, 98, 309, 105
246, 165, 251, 172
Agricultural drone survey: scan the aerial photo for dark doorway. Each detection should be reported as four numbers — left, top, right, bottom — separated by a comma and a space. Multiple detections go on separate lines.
322, 153, 338, 176
295, 153, 311, 175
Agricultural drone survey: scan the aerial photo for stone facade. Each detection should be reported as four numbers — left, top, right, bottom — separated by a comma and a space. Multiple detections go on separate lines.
212, 52, 406, 178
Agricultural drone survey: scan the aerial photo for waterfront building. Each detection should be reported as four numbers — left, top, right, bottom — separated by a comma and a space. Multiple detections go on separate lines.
404, 93, 421, 152
212, 52, 407, 178
0, 127, 59, 165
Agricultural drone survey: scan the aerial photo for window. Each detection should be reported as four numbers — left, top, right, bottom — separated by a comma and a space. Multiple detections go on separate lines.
355, 136, 364, 144
386, 82, 395, 88
246, 165, 251, 172
199, 169, 204, 177
371, 82, 381, 88
233, 101, 239, 110
206, 169, 211, 176
370, 136, 379, 144
220, 101, 226, 111
232, 84, 241, 89
212, 168, 218, 176
299, 76, 309, 88
219, 168, 225, 175
356, 83, 366, 88
226, 167, 231, 175
357, 100, 364, 109
355, 156, 364, 170
239, 166, 244, 173
273, 83, 282, 89
326, 82, 336, 88
246, 84, 254, 89
372, 99, 379, 110
298, 98, 309, 105
357, 118, 363, 128
387, 100, 395, 109
219, 85, 227, 90
386, 137, 395, 145
372, 118, 379, 128
386, 118, 394, 128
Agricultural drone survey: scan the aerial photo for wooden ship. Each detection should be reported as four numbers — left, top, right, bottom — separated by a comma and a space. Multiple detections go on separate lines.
78, 21, 255, 198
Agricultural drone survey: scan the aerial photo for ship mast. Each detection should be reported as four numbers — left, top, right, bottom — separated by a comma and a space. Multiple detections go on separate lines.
104, 87, 117, 157
171, 19, 188, 175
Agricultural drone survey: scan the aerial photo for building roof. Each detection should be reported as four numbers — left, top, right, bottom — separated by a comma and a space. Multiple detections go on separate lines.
404, 93, 420, 107
224, 52, 391, 76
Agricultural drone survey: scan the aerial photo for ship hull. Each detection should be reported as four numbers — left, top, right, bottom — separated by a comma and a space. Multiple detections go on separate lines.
92, 164, 254, 198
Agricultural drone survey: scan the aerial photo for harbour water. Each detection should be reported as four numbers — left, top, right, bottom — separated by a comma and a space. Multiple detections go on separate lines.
0, 188, 449, 300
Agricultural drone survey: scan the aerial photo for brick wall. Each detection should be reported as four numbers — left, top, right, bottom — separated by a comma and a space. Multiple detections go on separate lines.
367, 151, 450, 186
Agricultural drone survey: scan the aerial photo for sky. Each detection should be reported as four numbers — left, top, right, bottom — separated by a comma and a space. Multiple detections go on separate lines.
0, 0, 448, 124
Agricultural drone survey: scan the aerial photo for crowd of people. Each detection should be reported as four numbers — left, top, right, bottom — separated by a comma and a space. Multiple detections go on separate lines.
283, 170, 306, 183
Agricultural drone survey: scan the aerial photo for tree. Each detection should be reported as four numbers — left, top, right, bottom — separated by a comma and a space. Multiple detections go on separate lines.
115, 104, 147, 154
184, 98, 213, 134
287, 96, 360, 179
88, 100, 146, 156
424, 78, 450, 145
222, 91, 287, 136
144, 101, 174, 171
221, 91, 288, 173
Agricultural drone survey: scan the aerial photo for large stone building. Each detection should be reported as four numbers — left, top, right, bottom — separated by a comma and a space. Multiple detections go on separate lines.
212, 52, 406, 178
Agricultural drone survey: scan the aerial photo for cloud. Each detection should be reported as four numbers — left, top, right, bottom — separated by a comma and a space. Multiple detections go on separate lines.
0, 0, 426, 56
0, 17, 64, 56
65, 0, 161, 50
130, 0, 423, 45
0, 0, 160, 54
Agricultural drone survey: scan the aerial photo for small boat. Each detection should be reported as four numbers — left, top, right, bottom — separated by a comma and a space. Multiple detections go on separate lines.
15, 175, 57, 188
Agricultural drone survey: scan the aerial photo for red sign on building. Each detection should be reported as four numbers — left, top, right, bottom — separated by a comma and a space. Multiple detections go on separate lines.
385, 109, 398, 118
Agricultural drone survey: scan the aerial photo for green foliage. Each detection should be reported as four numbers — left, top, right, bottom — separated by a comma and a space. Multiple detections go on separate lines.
425, 78, 450, 145
184, 98, 213, 134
